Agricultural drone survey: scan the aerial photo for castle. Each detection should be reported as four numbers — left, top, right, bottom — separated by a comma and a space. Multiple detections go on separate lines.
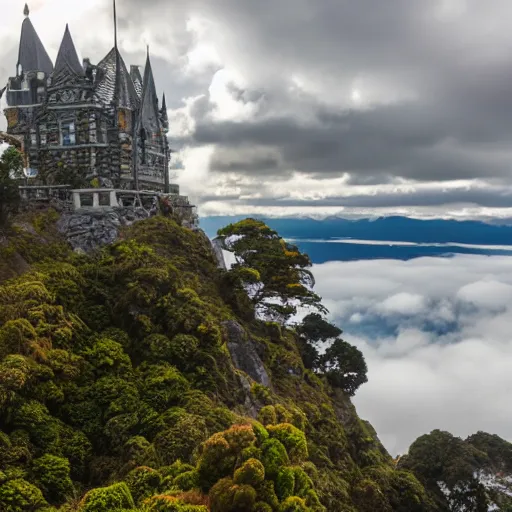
1, 3, 195, 223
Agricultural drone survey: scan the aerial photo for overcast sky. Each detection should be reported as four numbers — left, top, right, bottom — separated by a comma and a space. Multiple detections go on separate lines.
3, 0, 512, 217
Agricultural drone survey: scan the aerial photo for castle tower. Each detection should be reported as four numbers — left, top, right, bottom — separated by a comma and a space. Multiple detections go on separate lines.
2, 3, 173, 194
135, 50, 169, 191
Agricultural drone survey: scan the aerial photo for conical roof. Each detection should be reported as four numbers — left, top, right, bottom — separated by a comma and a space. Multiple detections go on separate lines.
17, 13, 53, 74
139, 53, 161, 133
53, 25, 84, 77
95, 47, 139, 109
130, 65, 143, 99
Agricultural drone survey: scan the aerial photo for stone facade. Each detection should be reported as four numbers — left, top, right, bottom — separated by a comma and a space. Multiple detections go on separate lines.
1, 4, 182, 200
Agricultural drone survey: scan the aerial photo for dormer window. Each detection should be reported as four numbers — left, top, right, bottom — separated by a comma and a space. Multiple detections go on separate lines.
61, 119, 76, 146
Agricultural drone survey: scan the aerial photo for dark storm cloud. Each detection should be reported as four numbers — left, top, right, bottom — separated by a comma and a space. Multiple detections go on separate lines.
119, 0, 512, 196
4, 0, 512, 208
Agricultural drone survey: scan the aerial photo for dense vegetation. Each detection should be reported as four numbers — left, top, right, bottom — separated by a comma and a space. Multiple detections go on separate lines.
0, 206, 510, 511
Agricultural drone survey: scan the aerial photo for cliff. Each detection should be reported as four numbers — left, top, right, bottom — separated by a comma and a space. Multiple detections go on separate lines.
0, 209, 510, 512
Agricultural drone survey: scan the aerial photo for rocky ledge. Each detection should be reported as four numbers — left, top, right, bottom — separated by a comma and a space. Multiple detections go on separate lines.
56, 207, 150, 253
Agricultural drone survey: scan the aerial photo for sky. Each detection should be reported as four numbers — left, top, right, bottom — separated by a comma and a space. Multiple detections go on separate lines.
3, 0, 512, 218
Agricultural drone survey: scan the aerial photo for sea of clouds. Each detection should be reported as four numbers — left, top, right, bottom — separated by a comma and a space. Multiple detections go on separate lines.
313, 254, 512, 456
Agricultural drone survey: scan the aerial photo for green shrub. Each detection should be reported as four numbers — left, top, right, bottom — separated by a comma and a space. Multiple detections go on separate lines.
154, 412, 208, 464
79, 482, 135, 512
174, 470, 200, 491
258, 406, 277, 426
261, 438, 290, 480
31, 454, 73, 503
144, 493, 208, 511
0, 478, 48, 511
234, 458, 265, 486
254, 502, 273, 512
276, 467, 296, 501
278, 496, 309, 512
267, 424, 308, 463
209, 477, 257, 512
125, 466, 162, 504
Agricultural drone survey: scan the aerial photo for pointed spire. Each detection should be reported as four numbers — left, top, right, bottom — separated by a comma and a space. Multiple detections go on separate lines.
130, 65, 143, 98
94, 47, 139, 109
113, 0, 118, 50
54, 24, 84, 77
139, 50, 162, 133
17, 7, 53, 75
160, 92, 169, 131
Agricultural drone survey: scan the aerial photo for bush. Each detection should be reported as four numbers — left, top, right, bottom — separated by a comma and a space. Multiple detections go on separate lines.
233, 458, 265, 486
174, 470, 200, 491
31, 454, 73, 503
258, 406, 277, 426
0, 478, 48, 511
261, 439, 290, 480
125, 466, 162, 504
144, 494, 208, 511
276, 467, 296, 501
79, 482, 135, 512
278, 496, 309, 512
267, 424, 308, 463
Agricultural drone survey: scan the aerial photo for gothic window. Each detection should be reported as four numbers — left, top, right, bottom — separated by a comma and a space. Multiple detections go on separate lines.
30, 129, 37, 146
61, 119, 76, 146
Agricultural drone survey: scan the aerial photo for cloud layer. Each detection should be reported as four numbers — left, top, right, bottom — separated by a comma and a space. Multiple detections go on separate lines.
3, 1, 512, 216
313, 254, 512, 455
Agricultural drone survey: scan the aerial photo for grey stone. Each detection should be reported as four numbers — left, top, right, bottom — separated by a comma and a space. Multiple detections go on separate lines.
56, 207, 149, 253
223, 320, 271, 388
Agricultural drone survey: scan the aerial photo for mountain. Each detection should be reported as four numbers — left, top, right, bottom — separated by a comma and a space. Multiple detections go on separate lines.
0, 209, 510, 511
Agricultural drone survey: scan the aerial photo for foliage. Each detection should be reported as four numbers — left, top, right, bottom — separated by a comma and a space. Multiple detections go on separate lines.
79, 482, 135, 511
216, 219, 326, 322
0, 146, 23, 226
0, 213, 474, 512
319, 339, 368, 397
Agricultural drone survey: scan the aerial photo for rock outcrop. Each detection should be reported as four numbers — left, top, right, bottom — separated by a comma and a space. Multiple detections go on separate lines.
223, 320, 271, 388
56, 208, 150, 253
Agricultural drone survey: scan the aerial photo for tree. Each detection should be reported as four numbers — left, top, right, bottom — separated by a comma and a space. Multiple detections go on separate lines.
216, 219, 327, 322
0, 146, 23, 225
295, 313, 342, 369
319, 338, 368, 396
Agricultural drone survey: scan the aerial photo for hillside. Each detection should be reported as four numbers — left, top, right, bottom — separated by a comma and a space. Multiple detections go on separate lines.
0, 209, 510, 512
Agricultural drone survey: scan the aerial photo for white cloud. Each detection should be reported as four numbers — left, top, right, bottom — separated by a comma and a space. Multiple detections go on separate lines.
312, 254, 512, 456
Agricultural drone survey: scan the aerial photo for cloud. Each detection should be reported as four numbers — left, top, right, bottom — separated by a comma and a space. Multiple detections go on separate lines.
312, 254, 512, 455
4, 0, 512, 215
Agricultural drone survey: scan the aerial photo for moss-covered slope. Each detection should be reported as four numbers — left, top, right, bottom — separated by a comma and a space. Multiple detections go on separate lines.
0, 211, 460, 511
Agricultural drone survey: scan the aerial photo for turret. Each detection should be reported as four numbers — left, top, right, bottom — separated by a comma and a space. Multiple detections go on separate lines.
5, 4, 53, 108
160, 93, 169, 133
50, 25, 84, 88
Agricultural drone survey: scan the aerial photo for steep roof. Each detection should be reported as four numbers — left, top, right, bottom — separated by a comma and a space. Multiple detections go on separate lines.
139, 53, 162, 133
17, 12, 53, 74
53, 25, 84, 78
94, 47, 139, 109
160, 92, 169, 130
130, 65, 143, 99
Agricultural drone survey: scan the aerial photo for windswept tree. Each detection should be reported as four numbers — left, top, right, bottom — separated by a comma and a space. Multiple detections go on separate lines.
0, 146, 24, 225
216, 218, 327, 322
296, 313, 368, 396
